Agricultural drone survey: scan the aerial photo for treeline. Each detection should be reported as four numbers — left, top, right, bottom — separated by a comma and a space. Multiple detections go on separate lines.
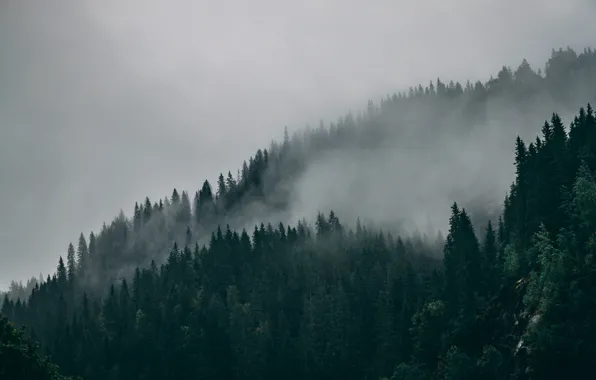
2, 104, 596, 379
5, 47, 595, 300
2, 46, 596, 379
0, 277, 41, 303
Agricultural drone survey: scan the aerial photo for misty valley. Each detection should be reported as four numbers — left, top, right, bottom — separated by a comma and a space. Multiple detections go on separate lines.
2, 46, 596, 380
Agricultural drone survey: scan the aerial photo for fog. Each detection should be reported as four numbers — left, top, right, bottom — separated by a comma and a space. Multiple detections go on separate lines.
1, 0, 595, 290
287, 126, 512, 236
284, 101, 584, 238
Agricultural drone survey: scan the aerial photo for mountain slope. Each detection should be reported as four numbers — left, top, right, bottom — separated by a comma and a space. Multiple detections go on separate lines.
3, 104, 595, 380
1, 47, 596, 379
3, 47, 596, 301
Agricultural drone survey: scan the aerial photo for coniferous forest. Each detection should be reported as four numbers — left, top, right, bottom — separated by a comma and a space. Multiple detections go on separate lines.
2, 47, 596, 379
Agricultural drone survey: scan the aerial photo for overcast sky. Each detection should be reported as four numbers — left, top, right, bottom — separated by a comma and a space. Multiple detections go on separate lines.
0, 0, 595, 289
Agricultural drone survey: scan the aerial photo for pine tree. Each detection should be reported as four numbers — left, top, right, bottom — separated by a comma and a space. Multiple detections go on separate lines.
57, 256, 67, 288
88, 232, 96, 273
66, 244, 76, 284
217, 173, 227, 200
133, 202, 142, 233
171, 188, 180, 205
76, 233, 88, 278
193, 191, 201, 225
178, 191, 192, 226
143, 197, 152, 224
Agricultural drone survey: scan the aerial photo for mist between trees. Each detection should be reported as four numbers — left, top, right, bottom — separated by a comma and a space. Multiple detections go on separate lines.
1, 46, 596, 380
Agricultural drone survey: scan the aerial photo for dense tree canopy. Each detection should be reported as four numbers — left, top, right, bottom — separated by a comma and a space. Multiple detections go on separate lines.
0, 316, 76, 380
2, 47, 596, 379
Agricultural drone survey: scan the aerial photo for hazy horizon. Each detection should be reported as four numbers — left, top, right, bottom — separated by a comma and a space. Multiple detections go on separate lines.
1, 0, 596, 290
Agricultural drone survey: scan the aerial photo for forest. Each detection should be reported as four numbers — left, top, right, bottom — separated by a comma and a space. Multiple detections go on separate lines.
1, 46, 596, 379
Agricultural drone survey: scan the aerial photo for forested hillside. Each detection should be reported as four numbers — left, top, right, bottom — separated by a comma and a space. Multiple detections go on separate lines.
2, 47, 596, 379
2, 47, 595, 300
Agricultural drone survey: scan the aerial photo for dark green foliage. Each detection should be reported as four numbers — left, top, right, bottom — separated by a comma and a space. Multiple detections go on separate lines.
0, 316, 76, 380
76, 234, 88, 280
2, 47, 596, 379
66, 244, 76, 285
4, 213, 442, 380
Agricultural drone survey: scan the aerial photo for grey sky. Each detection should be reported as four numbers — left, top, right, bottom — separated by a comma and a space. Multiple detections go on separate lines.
0, 0, 595, 289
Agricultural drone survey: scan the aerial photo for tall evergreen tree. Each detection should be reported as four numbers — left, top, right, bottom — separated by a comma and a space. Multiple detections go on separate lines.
66, 244, 76, 284
76, 233, 88, 278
